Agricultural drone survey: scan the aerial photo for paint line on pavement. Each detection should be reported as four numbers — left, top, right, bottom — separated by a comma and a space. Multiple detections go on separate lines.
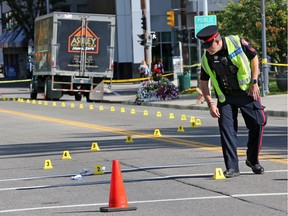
0, 192, 286, 214
0, 108, 287, 164
0, 170, 287, 192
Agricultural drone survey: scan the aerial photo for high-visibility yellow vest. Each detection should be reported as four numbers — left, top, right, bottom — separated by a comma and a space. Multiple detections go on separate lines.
202, 35, 252, 103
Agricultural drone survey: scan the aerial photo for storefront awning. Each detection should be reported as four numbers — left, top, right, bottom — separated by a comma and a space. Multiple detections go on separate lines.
0, 26, 27, 48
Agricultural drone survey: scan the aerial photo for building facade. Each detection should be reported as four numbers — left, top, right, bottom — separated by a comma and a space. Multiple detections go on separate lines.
0, 0, 233, 79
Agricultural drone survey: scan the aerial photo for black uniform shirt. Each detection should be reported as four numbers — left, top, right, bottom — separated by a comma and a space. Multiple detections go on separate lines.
200, 37, 258, 95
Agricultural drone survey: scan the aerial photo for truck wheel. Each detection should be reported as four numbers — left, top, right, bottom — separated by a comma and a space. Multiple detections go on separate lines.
30, 91, 37, 100
29, 81, 38, 99
44, 78, 52, 100
75, 94, 82, 101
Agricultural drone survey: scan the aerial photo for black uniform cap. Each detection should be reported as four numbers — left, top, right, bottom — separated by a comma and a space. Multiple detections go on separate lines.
196, 25, 219, 49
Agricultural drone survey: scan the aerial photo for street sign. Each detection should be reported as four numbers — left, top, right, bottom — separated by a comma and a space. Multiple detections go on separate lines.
194, 15, 217, 36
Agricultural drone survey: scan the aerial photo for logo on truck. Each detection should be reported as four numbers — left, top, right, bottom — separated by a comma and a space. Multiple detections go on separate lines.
68, 26, 99, 54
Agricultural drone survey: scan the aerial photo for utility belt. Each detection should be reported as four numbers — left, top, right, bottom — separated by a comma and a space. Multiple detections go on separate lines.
222, 88, 246, 97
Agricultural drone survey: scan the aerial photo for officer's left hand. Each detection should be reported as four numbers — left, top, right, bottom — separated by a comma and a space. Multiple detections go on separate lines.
248, 83, 260, 100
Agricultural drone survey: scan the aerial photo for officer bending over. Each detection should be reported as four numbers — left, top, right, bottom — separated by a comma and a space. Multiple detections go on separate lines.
197, 25, 267, 178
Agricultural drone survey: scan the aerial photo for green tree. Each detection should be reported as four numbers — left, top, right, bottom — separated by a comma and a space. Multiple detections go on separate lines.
215, 0, 287, 65
5, 0, 68, 42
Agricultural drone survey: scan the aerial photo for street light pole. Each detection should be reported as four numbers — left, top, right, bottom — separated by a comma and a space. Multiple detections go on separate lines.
196, 0, 208, 87
46, 0, 49, 14
196, 0, 201, 87
140, 0, 150, 67
261, 0, 269, 96
203, 0, 208, 15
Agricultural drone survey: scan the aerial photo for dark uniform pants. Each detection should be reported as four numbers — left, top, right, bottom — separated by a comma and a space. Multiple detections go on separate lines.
217, 94, 266, 170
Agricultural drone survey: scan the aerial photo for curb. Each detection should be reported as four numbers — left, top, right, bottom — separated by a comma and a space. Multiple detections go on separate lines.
103, 99, 287, 118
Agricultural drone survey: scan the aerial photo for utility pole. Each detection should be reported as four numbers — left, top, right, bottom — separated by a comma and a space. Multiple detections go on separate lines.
203, 0, 208, 15
140, 0, 150, 66
196, 0, 208, 87
46, 0, 50, 14
261, 0, 269, 96
196, 0, 201, 87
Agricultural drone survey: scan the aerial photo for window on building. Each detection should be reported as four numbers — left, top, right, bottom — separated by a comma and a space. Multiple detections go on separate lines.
152, 32, 173, 72
77, 4, 88, 13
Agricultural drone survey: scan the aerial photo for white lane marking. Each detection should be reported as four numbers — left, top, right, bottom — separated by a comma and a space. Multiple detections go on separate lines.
0, 185, 51, 191
0, 170, 287, 192
130, 193, 288, 204
172, 133, 287, 138
0, 161, 226, 182
0, 193, 286, 213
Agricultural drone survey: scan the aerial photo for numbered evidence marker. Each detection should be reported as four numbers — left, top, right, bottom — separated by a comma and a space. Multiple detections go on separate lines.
190, 116, 196, 122
130, 108, 136, 114
94, 164, 104, 175
62, 150, 72, 160
190, 121, 197, 128
126, 135, 133, 143
91, 142, 100, 151
190, 116, 197, 128
153, 129, 162, 137
169, 113, 175, 119
181, 114, 187, 121
177, 125, 185, 132
212, 168, 226, 180
44, 159, 53, 170
196, 118, 202, 126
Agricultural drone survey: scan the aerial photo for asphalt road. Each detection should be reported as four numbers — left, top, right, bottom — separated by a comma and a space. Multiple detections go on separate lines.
0, 86, 287, 216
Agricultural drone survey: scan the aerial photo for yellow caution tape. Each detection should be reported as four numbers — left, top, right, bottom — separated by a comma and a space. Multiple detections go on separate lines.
262, 58, 267, 64
266, 63, 288, 67
0, 79, 31, 84
183, 63, 201, 68
103, 73, 174, 83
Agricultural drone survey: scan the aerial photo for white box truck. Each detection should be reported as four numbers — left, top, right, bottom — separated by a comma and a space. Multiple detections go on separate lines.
30, 12, 115, 102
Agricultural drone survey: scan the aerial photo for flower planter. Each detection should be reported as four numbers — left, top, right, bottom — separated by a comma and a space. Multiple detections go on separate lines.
135, 77, 179, 103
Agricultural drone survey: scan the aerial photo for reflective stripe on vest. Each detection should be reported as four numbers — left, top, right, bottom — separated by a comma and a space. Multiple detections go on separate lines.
201, 35, 252, 103
226, 35, 251, 89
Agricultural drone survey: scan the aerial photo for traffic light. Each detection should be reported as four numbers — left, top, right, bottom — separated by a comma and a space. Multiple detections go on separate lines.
137, 34, 146, 46
141, 16, 147, 31
177, 29, 188, 43
176, 29, 197, 44
167, 10, 174, 27
190, 28, 197, 44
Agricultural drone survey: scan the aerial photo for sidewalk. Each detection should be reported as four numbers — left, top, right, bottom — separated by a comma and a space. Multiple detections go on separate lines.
103, 83, 288, 118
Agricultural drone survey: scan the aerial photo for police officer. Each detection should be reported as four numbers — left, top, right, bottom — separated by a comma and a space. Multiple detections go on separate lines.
197, 25, 266, 178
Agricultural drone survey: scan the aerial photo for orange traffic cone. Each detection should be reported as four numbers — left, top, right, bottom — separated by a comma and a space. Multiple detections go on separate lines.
100, 160, 137, 212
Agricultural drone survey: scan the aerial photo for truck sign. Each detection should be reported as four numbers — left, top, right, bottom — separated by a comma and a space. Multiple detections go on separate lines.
68, 26, 99, 53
